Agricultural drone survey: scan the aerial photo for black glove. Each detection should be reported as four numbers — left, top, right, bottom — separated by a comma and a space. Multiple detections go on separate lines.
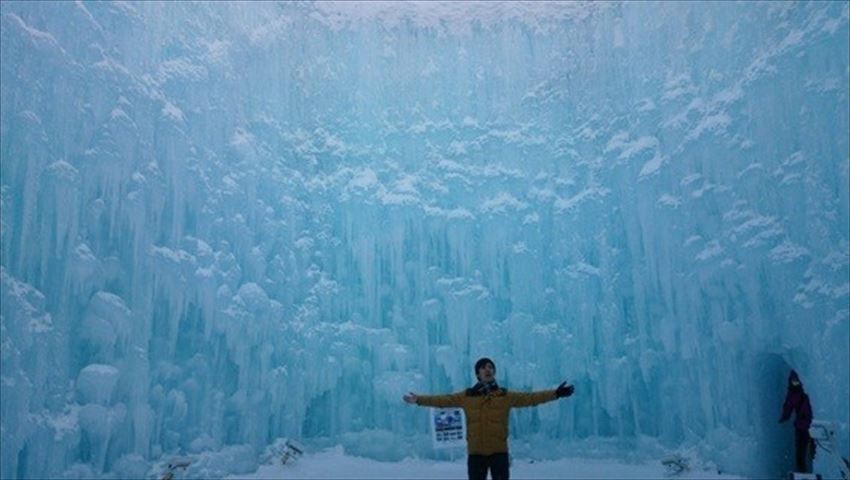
556, 381, 574, 398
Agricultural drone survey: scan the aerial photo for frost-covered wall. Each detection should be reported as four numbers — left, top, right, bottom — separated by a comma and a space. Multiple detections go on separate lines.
1, 2, 848, 479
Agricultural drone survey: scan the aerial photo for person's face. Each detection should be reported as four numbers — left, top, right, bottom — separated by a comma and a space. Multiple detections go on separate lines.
476, 362, 495, 382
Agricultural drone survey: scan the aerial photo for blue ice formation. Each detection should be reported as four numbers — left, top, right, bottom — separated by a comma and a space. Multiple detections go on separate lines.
1, 2, 848, 479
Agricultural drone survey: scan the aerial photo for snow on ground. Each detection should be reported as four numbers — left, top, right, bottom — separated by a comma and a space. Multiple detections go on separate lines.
229, 447, 745, 479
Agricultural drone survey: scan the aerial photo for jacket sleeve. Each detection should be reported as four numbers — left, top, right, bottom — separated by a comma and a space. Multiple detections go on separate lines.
416, 391, 466, 408
779, 393, 794, 422
507, 389, 558, 408
799, 395, 813, 429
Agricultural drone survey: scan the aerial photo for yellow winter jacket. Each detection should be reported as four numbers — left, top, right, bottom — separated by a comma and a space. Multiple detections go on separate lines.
416, 387, 558, 455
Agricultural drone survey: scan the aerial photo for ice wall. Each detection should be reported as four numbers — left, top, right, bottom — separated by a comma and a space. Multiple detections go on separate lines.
1, 2, 848, 478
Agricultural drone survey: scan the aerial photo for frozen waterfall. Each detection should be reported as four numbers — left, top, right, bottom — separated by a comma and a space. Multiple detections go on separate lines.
1, 2, 848, 479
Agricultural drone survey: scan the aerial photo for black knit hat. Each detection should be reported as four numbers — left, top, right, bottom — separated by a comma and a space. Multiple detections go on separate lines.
474, 357, 495, 375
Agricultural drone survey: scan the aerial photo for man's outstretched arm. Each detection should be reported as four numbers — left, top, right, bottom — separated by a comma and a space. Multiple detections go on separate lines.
403, 391, 466, 408
508, 382, 574, 408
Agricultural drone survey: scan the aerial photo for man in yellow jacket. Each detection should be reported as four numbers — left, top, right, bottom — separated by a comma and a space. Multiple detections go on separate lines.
403, 357, 575, 480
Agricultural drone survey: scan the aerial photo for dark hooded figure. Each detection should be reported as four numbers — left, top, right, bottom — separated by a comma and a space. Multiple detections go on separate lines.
779, 369, 814, 473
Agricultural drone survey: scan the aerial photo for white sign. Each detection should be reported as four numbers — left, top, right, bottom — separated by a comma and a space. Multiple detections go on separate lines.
430, 408, 466, 449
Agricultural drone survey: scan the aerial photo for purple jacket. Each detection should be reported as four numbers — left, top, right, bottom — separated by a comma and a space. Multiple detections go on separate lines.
780, 372, 813, 432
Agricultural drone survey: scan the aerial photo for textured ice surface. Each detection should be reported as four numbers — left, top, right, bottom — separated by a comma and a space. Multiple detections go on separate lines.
1, 1, 848, 479
76, 364, 120, 405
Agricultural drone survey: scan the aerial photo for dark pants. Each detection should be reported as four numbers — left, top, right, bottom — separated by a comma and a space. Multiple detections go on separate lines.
468, 453, 509, 480
794, 429, 812, 473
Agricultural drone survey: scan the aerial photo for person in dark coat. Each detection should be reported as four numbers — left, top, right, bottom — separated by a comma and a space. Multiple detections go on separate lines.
779, 369, 814, 473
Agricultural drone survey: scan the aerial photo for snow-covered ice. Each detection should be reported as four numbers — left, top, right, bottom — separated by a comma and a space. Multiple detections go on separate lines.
231, 448, 745, 480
